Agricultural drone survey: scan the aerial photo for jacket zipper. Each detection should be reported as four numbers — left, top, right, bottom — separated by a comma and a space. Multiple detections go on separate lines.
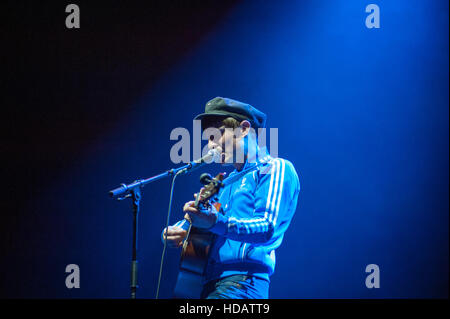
229, 173, 248, 262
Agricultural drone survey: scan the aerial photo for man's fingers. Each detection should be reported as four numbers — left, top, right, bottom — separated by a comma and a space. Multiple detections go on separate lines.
183, 201, 196, 211
162, 225, 188, 248
164, 235, 184, 241
164, 231, 186, 238
164, 227, 187, 237
184, 206, 200, 214
165, 230, 187, 237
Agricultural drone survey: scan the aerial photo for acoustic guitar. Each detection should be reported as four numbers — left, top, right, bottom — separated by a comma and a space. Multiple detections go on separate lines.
173, 172, 226, 299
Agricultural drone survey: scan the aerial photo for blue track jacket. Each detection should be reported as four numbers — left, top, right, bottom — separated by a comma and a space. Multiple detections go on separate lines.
166, 149, 300, 284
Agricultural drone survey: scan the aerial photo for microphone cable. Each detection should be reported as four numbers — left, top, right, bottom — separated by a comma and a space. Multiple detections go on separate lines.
155, 170, 182, 299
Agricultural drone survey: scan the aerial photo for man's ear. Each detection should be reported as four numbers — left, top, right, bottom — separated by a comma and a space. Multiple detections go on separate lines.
239, 120, 251, 137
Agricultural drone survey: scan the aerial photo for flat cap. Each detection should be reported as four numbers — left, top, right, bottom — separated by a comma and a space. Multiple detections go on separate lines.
194, 97, 266, 130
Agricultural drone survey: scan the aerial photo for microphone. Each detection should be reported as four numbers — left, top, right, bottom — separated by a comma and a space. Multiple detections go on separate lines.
190, 149, 221, 169
175, 149, 220, 176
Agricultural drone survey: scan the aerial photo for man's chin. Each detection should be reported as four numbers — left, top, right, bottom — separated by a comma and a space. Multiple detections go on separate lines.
218, 154, 233, 166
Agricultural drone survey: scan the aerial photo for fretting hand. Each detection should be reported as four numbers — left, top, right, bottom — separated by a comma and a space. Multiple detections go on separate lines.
183, 198, 218, 229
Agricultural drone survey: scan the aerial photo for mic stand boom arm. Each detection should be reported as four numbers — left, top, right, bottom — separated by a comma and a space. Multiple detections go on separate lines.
109, 160, 203, 199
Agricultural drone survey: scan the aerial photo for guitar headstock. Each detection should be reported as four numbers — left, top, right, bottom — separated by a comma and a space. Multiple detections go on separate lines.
194, 172, 226, 207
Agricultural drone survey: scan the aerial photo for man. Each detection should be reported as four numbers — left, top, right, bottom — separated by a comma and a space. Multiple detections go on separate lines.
163, 97, 300, 299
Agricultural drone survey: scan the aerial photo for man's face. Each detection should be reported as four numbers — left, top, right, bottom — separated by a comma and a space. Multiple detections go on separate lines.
206, 124, 247, 165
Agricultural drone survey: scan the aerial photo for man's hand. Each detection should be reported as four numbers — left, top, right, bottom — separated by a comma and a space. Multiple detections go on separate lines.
162, 226, 187, 248
183, 200, 218, 229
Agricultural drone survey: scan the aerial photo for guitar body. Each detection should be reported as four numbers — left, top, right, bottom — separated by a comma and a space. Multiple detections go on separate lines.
173, 173, 225, 299
173, 226, 216, 298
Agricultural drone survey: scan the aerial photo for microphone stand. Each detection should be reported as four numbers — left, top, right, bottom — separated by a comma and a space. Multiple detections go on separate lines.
108, 160, 206, 299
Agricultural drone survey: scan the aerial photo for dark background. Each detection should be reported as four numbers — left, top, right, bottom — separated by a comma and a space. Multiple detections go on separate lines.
0, 0, 448, 298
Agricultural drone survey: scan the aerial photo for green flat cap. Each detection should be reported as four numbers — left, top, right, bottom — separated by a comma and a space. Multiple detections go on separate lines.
194, 97, 267, 130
